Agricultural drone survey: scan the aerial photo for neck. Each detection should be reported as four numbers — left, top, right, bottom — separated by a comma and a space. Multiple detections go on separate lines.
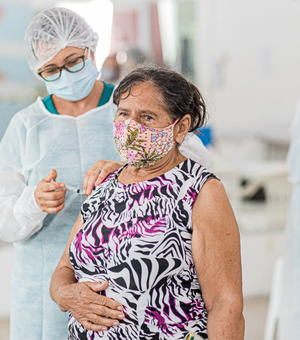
51, 80, 104, 117
118, 148, 186, 184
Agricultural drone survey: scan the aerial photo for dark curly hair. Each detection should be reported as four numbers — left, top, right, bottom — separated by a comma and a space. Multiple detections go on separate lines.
113, 66, 207, 132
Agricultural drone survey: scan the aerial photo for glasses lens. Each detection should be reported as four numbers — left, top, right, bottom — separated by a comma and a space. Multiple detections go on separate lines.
65, 56, 85, 73
40, 69, 61, 82
39, 55, 85, 81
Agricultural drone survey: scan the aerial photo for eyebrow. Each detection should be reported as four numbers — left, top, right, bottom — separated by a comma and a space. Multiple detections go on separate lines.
117, 107, 159, 117
42, 53, 80, 69
140, 110, 159, 117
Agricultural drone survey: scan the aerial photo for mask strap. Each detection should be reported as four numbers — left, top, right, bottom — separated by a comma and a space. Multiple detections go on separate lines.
173, 118, 180, 125
84, 47, 90, 59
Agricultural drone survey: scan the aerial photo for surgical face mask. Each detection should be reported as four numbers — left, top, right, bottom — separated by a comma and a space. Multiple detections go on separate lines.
44, 58, 99, 101
114, 118, 179, 168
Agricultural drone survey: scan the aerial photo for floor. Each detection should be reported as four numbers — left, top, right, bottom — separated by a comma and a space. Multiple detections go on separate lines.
0, 318, 9, 340
0, 296, 269, 340
244, 296, 270, 340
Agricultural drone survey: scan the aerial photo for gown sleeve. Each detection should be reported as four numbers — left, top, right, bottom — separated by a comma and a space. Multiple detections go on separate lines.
179, 132, 211, 169
0, 114, 47, 243
287, 100, 300, 184
278, 100, 300, 338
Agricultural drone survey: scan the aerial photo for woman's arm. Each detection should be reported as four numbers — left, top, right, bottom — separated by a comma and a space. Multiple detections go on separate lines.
50, 213, 125, 332
192, 179, 244, 339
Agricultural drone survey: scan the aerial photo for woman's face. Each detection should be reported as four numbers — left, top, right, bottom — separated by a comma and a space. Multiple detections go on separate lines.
115, 82, 173, 128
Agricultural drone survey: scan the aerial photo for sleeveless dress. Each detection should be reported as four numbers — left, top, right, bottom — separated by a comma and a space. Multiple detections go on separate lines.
68, 159, 218, 340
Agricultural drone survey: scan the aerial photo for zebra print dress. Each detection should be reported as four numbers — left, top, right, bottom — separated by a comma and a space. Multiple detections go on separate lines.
68, 159, 218, 340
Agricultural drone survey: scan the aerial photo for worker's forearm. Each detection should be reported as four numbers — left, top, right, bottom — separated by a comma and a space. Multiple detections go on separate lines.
0, 185, 47, 242
207, 301, 245, 339
50, 266, 77, 312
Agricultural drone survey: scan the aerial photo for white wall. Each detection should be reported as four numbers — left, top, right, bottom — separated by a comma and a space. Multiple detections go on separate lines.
197, 0, 300, 145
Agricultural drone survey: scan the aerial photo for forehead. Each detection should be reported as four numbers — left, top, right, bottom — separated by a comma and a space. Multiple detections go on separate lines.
119, 82, 172, 120
40, 46, 84, 69
120, 82, 162, 105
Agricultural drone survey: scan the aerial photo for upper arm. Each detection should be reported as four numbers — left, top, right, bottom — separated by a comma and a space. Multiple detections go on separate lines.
0, 114, 27, 174
191, 179, 243, 312
56, 212, 84, 270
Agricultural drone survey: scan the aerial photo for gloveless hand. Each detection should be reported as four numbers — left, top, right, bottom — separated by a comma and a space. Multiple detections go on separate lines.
83, 160, 125, 195
56, 280, 125, 331
34, 169, 66, 213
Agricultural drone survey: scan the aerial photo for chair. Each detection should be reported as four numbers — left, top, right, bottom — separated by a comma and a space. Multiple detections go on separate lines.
241, 171, 292, 230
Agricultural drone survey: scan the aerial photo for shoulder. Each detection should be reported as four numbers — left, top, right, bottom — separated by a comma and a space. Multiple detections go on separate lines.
86, 169, 119, 201
2, 99, 40, 135
193, 178, 232, 224
197, 176, 225, 197
12, 98, 48, 127
177, 158, 219, 187
104, 81, 115, 92
81, 171, 118, 222
94, 170, 118, 191
94, 100, 117, 119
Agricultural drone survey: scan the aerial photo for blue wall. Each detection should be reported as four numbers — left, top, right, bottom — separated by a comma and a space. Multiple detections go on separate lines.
0, 3, 36, 140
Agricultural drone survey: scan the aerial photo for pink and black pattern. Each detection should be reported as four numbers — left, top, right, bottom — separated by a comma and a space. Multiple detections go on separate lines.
68, 159, 218, 339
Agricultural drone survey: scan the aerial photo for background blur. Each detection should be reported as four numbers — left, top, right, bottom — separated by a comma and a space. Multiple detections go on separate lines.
1, 0, 300, 339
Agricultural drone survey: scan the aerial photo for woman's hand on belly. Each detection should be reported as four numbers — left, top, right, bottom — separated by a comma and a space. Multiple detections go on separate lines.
50, 214, 125, 331
57, 280, 125, 331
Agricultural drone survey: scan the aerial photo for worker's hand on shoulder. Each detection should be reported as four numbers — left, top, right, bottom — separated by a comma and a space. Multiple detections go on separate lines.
34, 169, 66, 213
83, 160, 125, 196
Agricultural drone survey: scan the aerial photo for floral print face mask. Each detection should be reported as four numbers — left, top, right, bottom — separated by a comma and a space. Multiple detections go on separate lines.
114, 118, 179, 168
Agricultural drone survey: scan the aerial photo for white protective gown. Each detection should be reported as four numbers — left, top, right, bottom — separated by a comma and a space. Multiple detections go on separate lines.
278, 101, 300, 339
0, 94, 210, 340
0, 96, 121, 340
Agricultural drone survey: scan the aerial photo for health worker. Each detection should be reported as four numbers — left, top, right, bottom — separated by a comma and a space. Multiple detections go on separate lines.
0, 7, 122, 340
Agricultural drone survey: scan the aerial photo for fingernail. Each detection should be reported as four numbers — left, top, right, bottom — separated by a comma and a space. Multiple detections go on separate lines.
101, 326, 107, 331
117, 306, 123, 311
60, 183, 64, 187
113, 321, 119, 326
118, 314, 124, 319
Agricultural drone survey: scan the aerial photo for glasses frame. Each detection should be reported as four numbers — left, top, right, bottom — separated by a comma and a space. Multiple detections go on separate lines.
38, 51, 87, 82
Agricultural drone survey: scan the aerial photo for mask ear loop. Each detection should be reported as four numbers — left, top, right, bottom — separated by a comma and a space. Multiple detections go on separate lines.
172, 118, 181, 144
87, 47, 98, 70
173, 118, 180, 125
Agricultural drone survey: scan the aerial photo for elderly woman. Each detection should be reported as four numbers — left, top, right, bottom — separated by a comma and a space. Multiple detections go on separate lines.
50, 66, 244, 340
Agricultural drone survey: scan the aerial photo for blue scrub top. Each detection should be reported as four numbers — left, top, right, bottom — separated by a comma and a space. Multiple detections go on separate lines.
42, 81, 115, 114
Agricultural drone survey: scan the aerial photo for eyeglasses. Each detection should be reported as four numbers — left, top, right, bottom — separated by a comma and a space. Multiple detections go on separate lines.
38, 52, 86, 82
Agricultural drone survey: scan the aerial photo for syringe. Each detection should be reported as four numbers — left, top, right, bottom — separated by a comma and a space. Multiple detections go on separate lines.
64, 184, 84, 195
